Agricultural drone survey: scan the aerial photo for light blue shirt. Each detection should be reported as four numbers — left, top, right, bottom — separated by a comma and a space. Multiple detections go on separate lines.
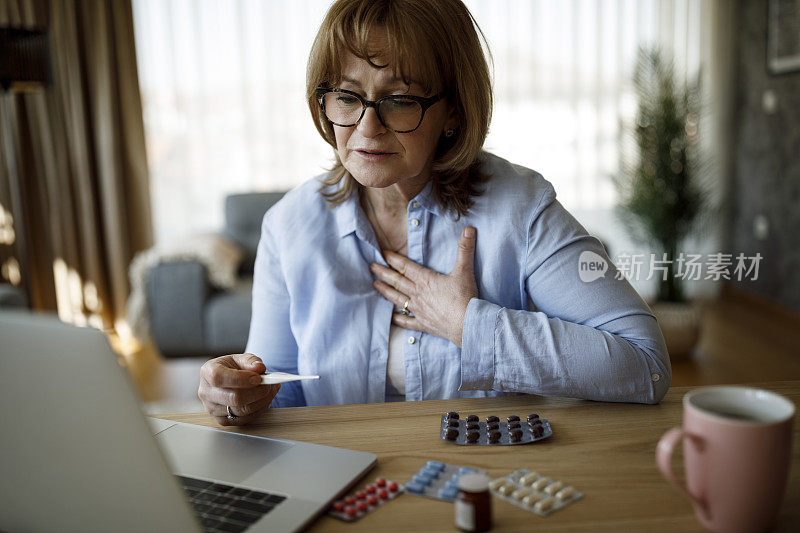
245, 152, 671, 407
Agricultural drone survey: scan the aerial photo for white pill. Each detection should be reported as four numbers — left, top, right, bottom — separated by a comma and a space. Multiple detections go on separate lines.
556, 486, 576, 501
512, 488, 531, 500
544, 481, 564, 495
534, 497, 555, 513
499, 483, 516, 496
520, 472, 539, 485
522, 493, 543, 506
532, 477, 551, 491
489, 479, 506, 491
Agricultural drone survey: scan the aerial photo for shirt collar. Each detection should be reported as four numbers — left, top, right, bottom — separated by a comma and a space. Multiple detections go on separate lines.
413, 179, 451, 219
333, 178, 451, 240
332, 182, 361, 239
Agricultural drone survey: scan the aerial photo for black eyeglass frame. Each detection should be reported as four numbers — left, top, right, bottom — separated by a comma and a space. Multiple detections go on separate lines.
315, 87, 445, 133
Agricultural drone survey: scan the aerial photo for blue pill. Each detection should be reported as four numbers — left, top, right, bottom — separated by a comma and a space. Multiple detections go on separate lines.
459, 467, 477, 475
420, 468, 439, 479
445, 480, 458, 491
451, 474, 461, 482
412, 474, 431, 486
438, 487, 457, 500
405, 482, 425, 494
426, 460, 445, 471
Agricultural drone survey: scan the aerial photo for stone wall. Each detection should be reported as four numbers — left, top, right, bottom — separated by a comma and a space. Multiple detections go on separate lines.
727, 0, 800, 312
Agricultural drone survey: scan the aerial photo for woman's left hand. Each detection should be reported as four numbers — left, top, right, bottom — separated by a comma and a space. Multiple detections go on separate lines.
370, 226, 478, 348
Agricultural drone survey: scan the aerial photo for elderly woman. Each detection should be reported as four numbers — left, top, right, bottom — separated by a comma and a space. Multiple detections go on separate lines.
198, 0, 671, 426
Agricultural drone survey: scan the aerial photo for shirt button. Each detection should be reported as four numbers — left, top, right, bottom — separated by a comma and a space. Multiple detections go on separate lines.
411, 218, 420, 227
408, 336, 416, 344
651, 373, 661, 382
412, 201, 420, 208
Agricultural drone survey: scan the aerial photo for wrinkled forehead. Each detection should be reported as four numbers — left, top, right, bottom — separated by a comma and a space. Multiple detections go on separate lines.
327, 25, 442, 94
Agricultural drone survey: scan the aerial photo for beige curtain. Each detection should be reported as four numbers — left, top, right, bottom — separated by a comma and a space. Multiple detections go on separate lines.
0, 0, 152, 330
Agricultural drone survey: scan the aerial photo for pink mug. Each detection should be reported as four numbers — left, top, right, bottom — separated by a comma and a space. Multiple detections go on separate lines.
656, 386, 795, 533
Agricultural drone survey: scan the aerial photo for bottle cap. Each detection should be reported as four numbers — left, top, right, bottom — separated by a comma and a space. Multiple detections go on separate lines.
457, 473, 490, 492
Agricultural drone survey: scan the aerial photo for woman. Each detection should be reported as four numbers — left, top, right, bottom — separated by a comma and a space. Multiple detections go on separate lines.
198, 0, 671, 426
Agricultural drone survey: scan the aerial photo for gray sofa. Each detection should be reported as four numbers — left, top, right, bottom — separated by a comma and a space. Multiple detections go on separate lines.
145, 192, 285, 358
0, 283, 27, 309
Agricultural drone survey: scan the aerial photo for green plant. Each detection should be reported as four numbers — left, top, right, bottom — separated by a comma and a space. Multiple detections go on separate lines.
614, 47, 710, 303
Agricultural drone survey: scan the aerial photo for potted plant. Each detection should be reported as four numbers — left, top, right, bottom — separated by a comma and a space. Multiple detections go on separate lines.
614, 47, 711, 360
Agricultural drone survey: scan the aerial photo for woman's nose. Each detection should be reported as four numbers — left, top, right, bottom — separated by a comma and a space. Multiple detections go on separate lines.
356, 106, 386, 137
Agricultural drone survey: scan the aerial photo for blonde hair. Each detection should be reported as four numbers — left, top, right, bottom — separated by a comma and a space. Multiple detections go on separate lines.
306, 0, 493, 218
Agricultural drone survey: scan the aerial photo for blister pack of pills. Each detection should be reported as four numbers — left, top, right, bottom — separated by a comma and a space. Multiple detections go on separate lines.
489, 469, 582, 516
404, 460, 486, 502
440, 412, 553, 445
328, 478, 404, 522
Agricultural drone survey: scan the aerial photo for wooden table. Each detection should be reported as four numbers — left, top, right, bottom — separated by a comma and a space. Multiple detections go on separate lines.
157, 381, 800, 532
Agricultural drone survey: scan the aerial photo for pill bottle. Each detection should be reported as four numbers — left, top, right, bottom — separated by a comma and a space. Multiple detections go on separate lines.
455, 473, 492, 532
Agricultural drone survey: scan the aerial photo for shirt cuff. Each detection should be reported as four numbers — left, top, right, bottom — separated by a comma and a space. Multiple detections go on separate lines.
459, 297, 501, 390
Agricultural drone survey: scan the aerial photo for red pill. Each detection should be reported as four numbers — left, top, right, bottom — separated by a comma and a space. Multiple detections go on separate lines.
345, 497, 356, 505
345, 506, 357, 517
355, 491, 366, 500
357, 501, 368, 512
367, 495, 379, 505
378, 489, 389, 499
375, 478, 386, 487
333, 501, 345, 512
388, 481, 398, 492
366, 485, 377, 494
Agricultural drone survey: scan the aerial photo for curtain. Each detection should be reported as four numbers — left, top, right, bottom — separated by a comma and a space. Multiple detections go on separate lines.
467, 0, 711, 210
0, 0, 152, 331
132, 0, 732, 300
132, 0, 333, 244
131, 0, 728, 246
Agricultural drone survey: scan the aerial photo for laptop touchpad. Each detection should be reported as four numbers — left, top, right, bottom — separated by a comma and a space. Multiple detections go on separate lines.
156, 424, 293, 484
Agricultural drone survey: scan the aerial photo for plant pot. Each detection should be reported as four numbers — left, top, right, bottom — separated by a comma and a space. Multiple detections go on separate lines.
650, 301, 702, 362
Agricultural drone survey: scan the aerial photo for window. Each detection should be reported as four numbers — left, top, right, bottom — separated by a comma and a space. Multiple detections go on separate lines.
134, 1, 727, 299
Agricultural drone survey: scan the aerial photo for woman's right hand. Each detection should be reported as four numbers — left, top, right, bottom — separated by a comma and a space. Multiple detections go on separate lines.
198, 353, 280, 426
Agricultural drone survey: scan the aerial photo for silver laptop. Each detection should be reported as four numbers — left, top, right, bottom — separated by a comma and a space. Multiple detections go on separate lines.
0, 311, 376, 532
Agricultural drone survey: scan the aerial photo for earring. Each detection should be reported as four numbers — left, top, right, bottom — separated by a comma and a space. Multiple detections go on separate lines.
444, 129, 455, 138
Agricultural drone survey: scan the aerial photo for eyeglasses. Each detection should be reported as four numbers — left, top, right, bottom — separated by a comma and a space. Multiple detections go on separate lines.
315, 87, 445, 133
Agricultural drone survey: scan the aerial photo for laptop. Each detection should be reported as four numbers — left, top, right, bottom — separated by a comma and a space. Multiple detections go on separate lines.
0, 311, 376, 532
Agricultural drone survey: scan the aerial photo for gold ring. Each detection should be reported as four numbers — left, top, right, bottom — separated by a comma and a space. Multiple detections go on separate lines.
400, 298, 410, 315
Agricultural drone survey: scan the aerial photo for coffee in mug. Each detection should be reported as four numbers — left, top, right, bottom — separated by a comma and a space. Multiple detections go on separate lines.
656, 386, 795, 533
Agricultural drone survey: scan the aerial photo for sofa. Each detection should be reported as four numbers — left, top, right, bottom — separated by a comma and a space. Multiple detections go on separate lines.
0, 283, 27, 309
145, 192, 285, 358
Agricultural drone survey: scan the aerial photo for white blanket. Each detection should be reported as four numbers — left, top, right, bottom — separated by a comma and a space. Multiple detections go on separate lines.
126, 233, 243, 341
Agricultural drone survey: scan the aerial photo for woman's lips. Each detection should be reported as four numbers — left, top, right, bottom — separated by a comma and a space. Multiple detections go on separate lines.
355, 149, 395, 162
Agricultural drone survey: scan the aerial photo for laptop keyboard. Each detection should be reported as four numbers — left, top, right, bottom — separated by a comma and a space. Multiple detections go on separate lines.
177, 475, 286, 532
